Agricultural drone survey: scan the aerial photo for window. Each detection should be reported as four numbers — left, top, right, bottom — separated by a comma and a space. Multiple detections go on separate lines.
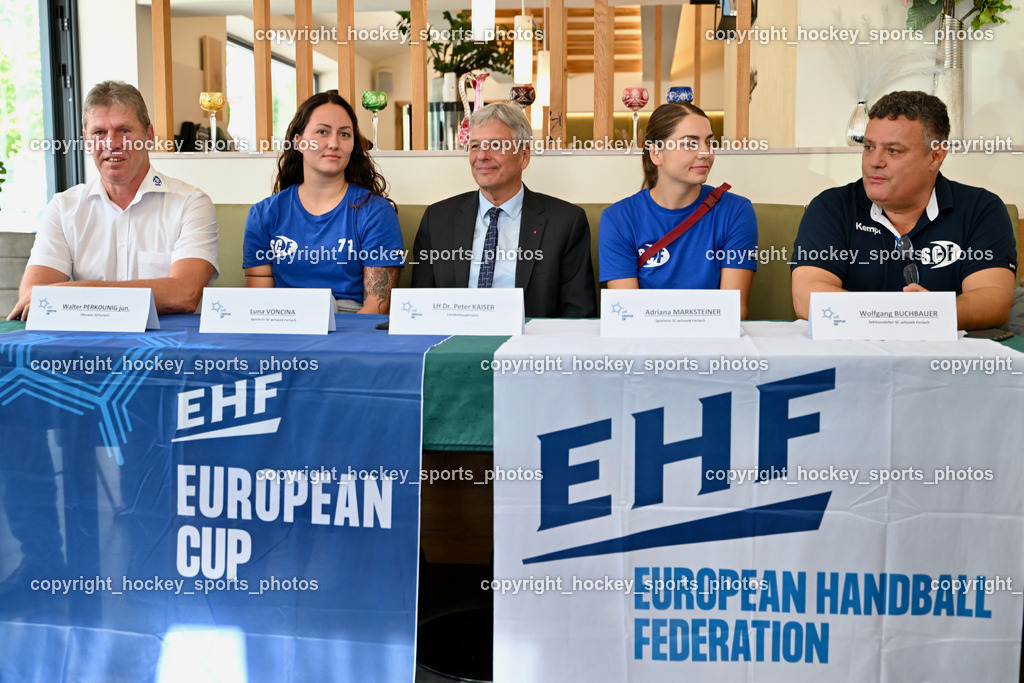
0, 0, 81, 230
225, 38, 317, 149
1, 2, 48, 229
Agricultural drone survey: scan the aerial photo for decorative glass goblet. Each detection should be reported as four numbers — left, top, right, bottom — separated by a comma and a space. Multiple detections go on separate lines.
509, 85, 536, 111
666, 86, 694, 104
199, 91, 225, 151
621, 87, 649, 148
361, 91, 388, 150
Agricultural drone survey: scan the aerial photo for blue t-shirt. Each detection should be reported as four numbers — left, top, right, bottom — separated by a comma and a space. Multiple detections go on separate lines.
243, 184, 405, 302
599, 186, 758, 288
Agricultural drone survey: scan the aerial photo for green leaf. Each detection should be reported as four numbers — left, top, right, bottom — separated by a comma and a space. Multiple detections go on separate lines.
394, 9, 513, 76
907, 0, 946, 30
968, 0, 1012, 27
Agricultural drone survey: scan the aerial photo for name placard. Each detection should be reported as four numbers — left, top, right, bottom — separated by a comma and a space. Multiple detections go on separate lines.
808, 291, 957, 341
199, 288, 336, 335
600, 289, 740, 338
27, 286, 159, 332
388, 288, 524, 336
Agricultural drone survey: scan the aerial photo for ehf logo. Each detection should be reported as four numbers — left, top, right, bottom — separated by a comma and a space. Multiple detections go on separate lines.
269, 236, 298, 260
36, 297, 56, 315
209, 300, 231, 319
610, 302, 632, 321
174, 373, 283, 442
638, 243, 670, 268
525, 368, 836, 564
401, 301, 422, 318
821, 307, 845, 327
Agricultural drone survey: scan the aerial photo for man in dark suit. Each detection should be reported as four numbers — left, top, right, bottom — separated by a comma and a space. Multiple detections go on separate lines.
411, 103, 597, 318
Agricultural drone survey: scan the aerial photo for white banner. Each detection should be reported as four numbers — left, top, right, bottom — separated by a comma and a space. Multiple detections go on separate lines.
493, 320, 1024, 682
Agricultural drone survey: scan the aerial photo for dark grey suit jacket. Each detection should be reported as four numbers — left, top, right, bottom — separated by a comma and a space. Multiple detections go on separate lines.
410, 187, 598, 318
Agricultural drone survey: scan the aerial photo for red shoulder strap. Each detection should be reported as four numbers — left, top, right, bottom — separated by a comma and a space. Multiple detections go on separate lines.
637, 183, 731, 269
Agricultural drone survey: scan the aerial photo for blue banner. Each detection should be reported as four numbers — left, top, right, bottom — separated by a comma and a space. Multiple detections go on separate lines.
0, 315, 444, 681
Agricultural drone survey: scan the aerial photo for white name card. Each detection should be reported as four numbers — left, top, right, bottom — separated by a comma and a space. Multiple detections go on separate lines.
600, 289, 740, 338
388, 288, 524, 336
199, 288, 336, 335
27, 286, 159, 333
808, 291, 957, 341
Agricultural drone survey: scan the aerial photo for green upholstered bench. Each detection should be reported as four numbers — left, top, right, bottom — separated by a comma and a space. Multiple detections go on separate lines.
0, 232, 36, 315
212, 203, 1021, 323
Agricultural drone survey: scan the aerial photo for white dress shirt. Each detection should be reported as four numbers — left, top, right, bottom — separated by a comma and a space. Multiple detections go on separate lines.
468, 186, 525, 289
28, 166, 219, 282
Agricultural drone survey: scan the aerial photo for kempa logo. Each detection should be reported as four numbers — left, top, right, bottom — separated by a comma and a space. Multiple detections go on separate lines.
855, 222, 881, 235
269, 236, 299, 259
918, 240, 963, 269
638, 243, 670, 268
174, 373, 283, 442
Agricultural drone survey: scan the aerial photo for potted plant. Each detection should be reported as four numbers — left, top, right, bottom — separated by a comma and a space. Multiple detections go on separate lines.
903, 0, 1012, 31
396, 10, 517, 149
395, 10, 513, 77
902, 0, 1012, 139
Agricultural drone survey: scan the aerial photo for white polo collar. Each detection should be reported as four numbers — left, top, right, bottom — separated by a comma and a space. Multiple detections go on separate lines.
87, 165, 169, 207
869, 188, 939, 241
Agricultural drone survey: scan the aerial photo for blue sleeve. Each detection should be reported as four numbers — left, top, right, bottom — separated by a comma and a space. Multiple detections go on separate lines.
792, 189, 849, 280
720, 197, 758, 271
598, 203, 639, 282
356, 195, 406, 267
962, 191, 1018, 279
242, 201, 272, 268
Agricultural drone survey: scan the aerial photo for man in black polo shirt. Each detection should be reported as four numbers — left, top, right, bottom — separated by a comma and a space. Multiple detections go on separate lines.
791, 91, 1017, 330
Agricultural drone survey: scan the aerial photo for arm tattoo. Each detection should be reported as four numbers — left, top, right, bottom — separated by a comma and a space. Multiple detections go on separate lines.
363, 267, 400, 313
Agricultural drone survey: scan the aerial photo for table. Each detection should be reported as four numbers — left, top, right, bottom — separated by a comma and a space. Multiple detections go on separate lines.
5, 319, 1022, 452
492, 319, 1024, 682
3, 317, 1023, 681
0, 315, 444, 682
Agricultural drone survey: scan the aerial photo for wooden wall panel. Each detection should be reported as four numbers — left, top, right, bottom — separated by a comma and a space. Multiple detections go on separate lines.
294, 0, 315, 104
592, 0, 614, 143
410, 0, 427, 150
152, 0, 173, 142
252, 0, 273, 146
337, 0, 356, 104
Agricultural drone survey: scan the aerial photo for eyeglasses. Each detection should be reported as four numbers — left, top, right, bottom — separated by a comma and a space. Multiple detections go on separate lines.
897, 235, 920, 286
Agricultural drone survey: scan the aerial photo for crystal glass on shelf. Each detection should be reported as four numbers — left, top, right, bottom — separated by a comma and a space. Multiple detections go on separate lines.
361, 91, 388, 150
199, 91, 225, 151
621, 87, 649, 148
509, 85, 536, 111
666, 86, 694, 104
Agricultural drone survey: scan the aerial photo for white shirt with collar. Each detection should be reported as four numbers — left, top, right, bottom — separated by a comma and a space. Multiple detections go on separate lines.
468, 185, 525, 289
28, 166, 219, 283
870, 188, 940, 241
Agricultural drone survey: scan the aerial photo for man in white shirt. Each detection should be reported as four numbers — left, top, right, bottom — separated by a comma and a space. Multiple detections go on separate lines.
8, 80, 218, 320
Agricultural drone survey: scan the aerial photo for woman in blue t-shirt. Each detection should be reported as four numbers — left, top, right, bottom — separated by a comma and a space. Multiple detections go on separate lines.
599, 103, 758, 318
243, 90, 404, 313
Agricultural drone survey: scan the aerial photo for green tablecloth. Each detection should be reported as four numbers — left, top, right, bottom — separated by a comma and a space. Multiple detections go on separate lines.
1003, 334, 1024, 353
421, 334, 509, 451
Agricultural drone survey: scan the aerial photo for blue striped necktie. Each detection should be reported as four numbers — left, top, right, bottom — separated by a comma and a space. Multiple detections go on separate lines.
477, 207, 502, 288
